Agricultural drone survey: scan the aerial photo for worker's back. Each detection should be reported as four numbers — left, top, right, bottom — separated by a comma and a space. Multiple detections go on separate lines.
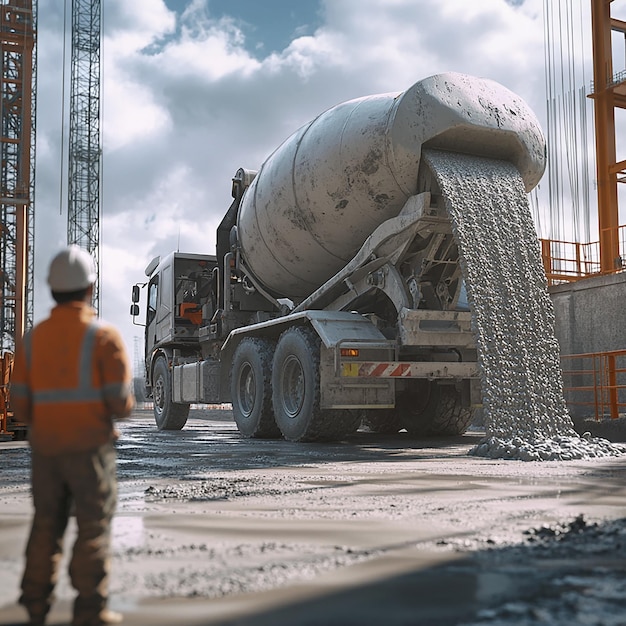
12, 300, 132, 455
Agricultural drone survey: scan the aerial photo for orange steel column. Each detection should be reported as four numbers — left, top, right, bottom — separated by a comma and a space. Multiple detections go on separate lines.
590, 0, 621, 273
14, 203, 27, 352
540, 239, 552, 281
14, 0, 33, 355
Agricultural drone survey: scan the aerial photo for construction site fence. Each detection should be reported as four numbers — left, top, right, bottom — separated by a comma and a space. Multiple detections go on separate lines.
561, 349, 626, 421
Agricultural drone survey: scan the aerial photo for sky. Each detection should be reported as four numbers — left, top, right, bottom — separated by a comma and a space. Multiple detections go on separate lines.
30, 0, 621, 368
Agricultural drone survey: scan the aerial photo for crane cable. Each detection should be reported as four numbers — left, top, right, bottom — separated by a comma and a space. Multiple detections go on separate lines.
542, 0, 593, 267
59, 0, 69, 216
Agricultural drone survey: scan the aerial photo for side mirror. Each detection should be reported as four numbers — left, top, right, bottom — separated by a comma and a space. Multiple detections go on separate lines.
130, 304, 139, 317
131, 285, 140, 303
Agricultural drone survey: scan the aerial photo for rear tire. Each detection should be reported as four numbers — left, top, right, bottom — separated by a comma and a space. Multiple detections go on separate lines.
231, 338, 280, 438
398, 381, 473, 436
272, 327, 355, 442
152, 357, 190, 431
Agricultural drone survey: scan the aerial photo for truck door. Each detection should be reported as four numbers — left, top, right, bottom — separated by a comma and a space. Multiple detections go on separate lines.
145, 274, 159, 358
145, 261, 173, 355
155, 262, 173, 343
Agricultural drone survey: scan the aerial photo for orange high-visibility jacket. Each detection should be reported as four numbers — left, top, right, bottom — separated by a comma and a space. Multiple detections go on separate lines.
10, 301, 134, 455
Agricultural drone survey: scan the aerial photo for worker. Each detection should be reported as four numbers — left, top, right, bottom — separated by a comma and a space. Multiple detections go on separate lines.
10, 246, 135, 626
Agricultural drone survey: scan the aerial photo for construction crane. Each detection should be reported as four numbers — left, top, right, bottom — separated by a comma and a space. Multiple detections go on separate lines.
540, 0, 626, 283
0, 0, 101, 438
0, 0, 35, 354
0, 0, 35, 439
67, 0, 101, 313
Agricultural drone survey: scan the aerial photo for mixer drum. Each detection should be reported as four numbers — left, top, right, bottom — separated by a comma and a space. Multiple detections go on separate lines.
236, 71, 545, 300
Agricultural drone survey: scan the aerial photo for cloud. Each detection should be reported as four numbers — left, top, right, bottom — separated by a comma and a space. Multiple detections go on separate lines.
32, 0, 556, 358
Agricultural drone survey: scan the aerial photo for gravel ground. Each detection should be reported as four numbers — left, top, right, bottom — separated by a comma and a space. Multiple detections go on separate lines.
1, 408, 625, 625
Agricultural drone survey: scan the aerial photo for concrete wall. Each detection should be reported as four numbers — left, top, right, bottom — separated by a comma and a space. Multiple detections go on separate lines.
550, 272, 626, 355
550, 272, 626, 417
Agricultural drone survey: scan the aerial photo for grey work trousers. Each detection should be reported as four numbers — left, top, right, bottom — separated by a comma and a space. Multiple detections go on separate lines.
20, 442, 117, 625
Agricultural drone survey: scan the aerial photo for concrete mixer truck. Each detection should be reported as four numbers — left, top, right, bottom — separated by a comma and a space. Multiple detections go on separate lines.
131, 72, 546, 442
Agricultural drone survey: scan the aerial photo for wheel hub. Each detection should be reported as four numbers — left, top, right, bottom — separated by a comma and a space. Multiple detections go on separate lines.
282, 355, 305, 419
154, 377, 164, 414
238, 362, 256, 418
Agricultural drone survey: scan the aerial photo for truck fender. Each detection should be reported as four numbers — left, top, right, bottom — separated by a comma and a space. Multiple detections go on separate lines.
147, 347, 175, 391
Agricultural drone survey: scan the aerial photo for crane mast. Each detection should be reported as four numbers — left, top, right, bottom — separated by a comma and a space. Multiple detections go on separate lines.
67, 0, 101, 312
0, 0, 35, 439
0, 0, 35, 354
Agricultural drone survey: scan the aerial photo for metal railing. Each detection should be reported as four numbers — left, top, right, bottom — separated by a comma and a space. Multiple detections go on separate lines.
590, 68, 626, 94
561, 350, 626, 420
540, 225, 626, 285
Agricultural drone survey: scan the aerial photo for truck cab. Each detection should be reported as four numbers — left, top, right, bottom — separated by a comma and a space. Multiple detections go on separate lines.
132, 252, 218, 427
142, 252, 217, 354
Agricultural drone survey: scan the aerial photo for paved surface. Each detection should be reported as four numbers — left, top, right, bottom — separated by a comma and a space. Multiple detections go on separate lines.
1, 408, 625, 625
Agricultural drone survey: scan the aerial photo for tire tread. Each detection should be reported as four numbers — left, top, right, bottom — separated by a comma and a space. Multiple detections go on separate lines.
153, 357, 190, 431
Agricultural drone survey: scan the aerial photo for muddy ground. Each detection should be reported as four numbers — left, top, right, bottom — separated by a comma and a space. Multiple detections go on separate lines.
1, 407, 625, 626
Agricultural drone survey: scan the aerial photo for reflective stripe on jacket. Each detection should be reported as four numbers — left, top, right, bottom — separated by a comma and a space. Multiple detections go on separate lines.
10, 301, 133, 455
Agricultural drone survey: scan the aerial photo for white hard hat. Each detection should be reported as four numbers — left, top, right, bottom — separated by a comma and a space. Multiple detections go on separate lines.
47, 245, 96, 292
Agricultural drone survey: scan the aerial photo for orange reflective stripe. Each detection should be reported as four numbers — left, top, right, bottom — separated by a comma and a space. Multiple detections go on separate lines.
9, 383, 29, 397
102, 381, 130, 399
23, 329, 32, 368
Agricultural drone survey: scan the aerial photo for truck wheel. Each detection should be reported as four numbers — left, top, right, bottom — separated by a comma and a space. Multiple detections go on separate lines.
272, 327, 352, 442
398, 382, 474, 436
231, 338, 280, 438
361, 409, 402, 434
153, 357, 190, 431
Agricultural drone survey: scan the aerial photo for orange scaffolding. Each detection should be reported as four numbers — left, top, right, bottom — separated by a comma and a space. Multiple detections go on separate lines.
0, 0, 34, 440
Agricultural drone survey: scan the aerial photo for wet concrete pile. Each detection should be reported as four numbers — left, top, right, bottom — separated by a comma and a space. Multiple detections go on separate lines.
424, 150, 625, 461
